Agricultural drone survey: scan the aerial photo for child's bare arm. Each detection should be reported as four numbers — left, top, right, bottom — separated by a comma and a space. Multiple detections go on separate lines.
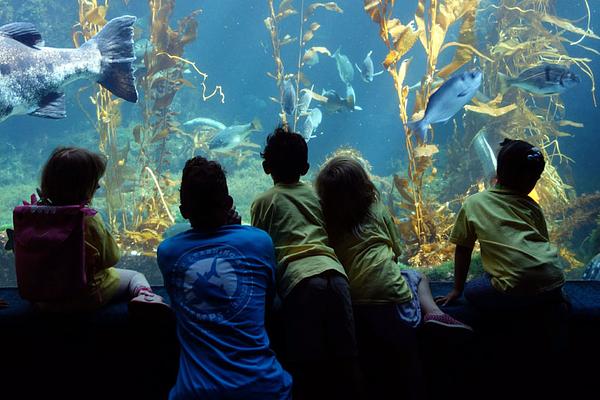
0, 298, 8, 308
435, 245, 473, 306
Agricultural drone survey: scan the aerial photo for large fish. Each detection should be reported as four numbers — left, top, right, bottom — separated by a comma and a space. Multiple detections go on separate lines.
333, 48, 354, 85
408, 69, 482, 142
209, 118, 263, 151
183, 117, 227, 130
0, 16, 138, 121
282, 78, 296, 115
301, 108, 322, 142
499, 64, 579, 96
355, 51, 383, 83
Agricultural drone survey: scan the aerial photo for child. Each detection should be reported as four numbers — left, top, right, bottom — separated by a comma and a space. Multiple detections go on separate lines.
157, 156, 292, 400
315, 156, 471, 400
437, 139, 565, 309
35, 147, 165, 311
251, 127, 362, 400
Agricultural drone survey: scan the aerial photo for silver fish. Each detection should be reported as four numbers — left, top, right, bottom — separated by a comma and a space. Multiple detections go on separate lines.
183, 117, 227, 130
0, 16, 138, 121
209, 118, 263, 151
355, 51, 383, 83
499, 64, 580, 96
333, 48, 354, 85
282, 79, 296, 115
346, 84, 360, 111
301, 108, 323, 142
470, 128, 497, 181
297, 85, 314, 115
408, 69, 482, 142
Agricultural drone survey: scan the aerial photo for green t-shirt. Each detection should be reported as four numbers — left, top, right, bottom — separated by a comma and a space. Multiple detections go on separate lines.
329, 201, 413, 304
450, 187, 565, 294
251, 182, 346, 298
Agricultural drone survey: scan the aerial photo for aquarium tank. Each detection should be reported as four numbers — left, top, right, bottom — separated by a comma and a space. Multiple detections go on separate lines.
0, 0, 599, 286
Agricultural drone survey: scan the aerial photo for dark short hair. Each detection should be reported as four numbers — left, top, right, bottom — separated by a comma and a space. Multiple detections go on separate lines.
261, 125, 308, 183
180, 156, 229, 228
496, 139, 545, 193
316, 156, 378, 236
40, 147, 107, 206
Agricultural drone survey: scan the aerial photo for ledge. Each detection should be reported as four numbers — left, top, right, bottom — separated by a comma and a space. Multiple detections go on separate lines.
1, 282, 599, 399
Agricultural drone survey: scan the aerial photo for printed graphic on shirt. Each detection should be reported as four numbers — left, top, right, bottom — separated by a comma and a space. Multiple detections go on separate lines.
171, 245, 252, 323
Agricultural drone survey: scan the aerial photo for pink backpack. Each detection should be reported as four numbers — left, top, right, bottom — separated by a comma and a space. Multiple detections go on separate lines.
13, 195, 97, 302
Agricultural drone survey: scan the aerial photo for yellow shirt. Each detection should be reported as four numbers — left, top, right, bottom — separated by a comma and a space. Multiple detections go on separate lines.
329, 201, 412, 304
251, 182, 346, 298
84, 213, 121, 304
450, 187, 565, 294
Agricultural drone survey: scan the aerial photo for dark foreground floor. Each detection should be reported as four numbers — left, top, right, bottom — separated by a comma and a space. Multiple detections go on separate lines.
0, 281, 599, 400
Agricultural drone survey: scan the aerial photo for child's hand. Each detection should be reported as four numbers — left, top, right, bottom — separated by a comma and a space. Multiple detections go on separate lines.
226, 207, 242, 225
435, 288, 462, 307
0, 298, 8, 309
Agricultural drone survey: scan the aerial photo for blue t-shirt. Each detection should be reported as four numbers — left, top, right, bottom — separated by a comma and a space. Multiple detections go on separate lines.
158, 224, 292, 400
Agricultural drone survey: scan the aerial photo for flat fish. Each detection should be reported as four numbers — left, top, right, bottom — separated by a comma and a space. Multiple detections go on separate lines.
297, 85, 314, 115
0, 16, 138, 122
499, 64, 580, 96
333, 48, 354, 85
282, 79, 296, 115
209, 118, 262, 151
301, 108, 323, 142
183, 117, 227, 130
470, 128, 497, 181
355, 51, 383, 83
408, 69, 482, 142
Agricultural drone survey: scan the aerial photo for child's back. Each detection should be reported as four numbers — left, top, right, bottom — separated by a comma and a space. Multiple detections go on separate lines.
251, 127, 361, 400
451, 186, 564, 294
251, 181, 344, 298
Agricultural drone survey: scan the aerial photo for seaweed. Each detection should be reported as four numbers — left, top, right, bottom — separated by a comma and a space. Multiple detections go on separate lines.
364, 0, 481, 266
73, 0, 127, 231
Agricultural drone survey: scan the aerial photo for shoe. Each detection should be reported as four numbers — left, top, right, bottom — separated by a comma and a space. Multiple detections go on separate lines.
129, 290, 174, 323
423, 313, 473, 331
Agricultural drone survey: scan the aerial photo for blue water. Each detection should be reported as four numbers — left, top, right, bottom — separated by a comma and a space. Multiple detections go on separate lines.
0, 0, 599, 278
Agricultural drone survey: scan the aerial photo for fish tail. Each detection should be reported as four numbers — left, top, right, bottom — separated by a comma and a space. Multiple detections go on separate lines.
85, 15, 138, 103
407, 118, 429, 143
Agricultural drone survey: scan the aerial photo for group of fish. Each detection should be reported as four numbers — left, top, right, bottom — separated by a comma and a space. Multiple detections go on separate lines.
0, 15, 582, 156
281, 48, 385, 143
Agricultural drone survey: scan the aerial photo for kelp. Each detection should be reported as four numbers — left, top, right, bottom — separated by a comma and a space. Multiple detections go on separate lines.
73, 0, 127, 231
265, 0, 342, 129
364, 0, 480, 266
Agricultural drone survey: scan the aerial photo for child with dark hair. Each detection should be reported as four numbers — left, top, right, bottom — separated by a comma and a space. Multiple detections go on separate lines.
437, 139, 565, 309
251, 126, 362, 400
316, 156, 471, 400
35, 147, 166, 311
158, 156, 292, 400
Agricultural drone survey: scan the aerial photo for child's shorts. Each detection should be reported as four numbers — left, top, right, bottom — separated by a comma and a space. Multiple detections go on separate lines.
282, 270, 357, 363
395, 269, 423, 328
